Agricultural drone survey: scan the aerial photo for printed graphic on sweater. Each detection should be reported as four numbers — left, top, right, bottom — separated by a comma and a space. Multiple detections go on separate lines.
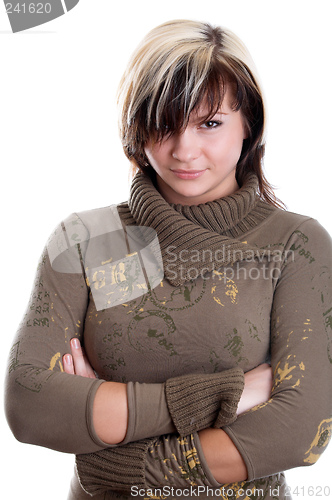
215, 474, 283, 499
148, 435, 207, 486
128, 309, 178, 356
273, 354, 305, 391
211, 271, 238, 306
149, 279, 207, 311
9, 341, 55, 392
303, 418, 332, 465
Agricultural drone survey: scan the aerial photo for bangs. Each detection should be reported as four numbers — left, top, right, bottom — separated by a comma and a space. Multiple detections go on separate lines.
146, 60, 241, 143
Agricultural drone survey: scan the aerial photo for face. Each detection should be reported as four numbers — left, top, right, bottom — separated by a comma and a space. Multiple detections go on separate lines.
144, 87, 247, 205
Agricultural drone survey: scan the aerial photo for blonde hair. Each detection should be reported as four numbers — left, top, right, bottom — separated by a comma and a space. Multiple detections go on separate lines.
118, 19, 283, 208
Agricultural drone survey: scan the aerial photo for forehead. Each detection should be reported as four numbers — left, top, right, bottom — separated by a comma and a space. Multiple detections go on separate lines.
191, 86, 235, 118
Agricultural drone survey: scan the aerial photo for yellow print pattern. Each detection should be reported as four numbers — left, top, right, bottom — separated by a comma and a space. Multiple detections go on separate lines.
273, 354, 305, 391
211, 271, 239, 306
149, 435, 204, 487
304, 417, 332, 464
49, 352, 63, 372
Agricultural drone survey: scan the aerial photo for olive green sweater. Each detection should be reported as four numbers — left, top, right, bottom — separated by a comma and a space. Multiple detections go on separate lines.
5, 173, 332, 500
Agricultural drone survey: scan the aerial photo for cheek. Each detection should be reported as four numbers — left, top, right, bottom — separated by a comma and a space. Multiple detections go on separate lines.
212, 132, 243, 164
144, 144, 154, 161
144, 146, 158, 168
144, 143, 170, 170
222, 125, 245, 161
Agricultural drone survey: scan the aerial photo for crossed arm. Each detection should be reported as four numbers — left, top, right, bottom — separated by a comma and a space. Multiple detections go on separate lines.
63, 338, 272, 484
5, 217, 331, 495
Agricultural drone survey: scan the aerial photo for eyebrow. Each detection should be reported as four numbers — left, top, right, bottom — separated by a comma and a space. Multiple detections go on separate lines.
195, 111, 229, 120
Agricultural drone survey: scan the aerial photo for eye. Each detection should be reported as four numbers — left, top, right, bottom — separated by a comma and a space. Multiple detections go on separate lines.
200, 120, 223, 129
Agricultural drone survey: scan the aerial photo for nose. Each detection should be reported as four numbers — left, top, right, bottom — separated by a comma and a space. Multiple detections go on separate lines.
171, 129, 201, 163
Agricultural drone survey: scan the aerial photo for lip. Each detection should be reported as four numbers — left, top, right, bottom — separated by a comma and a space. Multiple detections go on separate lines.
171, 169, 207, 180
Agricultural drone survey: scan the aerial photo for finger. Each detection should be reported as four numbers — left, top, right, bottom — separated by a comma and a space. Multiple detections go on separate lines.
63, 354, 75, 375
70, 338, 89, 377
81, 347, 97, 379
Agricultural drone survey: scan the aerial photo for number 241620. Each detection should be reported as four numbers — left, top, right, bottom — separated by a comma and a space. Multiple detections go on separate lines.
5, 3, 52, 14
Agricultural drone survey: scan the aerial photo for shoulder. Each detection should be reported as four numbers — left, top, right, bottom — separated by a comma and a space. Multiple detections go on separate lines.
257, 202, 330, 244
271, 207, 330, 243
46, 204, 127, 273
249, 202, 331, 268
267, 206, 331, 267
73, 204, 126, 236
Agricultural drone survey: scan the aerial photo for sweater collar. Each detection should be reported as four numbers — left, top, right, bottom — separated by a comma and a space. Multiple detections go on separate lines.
169, 174, 258, 234
125, 172, 275, 286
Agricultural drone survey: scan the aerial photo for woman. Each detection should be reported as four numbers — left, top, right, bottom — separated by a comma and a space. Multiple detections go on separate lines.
5, 20, 331, 500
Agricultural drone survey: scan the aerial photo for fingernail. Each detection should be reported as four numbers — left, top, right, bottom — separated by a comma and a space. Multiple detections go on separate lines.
64, 354, 72, 365
71, 338, 80, 349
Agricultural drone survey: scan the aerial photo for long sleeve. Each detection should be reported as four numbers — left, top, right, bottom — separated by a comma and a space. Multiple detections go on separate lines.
74, 372, 244, 493
125, 368, 244, 443
223, 218, 332, 479
74, 372, 245, 494
75, 432, 221, 496
4, 236, 107, 454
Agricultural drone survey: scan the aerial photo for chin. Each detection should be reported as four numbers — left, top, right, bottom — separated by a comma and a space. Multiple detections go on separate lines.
175, 188, 204, 199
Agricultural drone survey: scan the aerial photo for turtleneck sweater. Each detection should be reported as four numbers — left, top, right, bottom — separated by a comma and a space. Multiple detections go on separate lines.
118, 172, 276, 286
5, 174, 332, 500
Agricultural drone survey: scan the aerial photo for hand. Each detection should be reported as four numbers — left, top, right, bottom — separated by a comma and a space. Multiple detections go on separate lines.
236, 363, 272, 415
63, 339, 128, 443
63, 338, 96, 379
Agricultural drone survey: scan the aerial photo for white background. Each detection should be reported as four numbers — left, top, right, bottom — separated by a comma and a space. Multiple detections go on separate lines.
0, 1, 331, 498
